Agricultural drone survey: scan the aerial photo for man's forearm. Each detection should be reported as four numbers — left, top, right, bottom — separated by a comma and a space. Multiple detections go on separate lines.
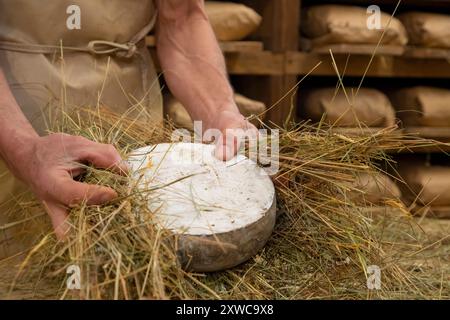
0, 69, 39, 179
155, 0, 240, 129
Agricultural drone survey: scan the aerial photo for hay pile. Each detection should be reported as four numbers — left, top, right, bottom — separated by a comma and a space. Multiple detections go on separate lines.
1, 105, 449, 300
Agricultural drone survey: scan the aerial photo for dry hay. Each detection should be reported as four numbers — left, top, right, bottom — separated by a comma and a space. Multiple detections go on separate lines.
0, 104, 449, 300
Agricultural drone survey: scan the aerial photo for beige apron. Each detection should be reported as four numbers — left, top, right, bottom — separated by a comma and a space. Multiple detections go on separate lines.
0, 0, 162, 258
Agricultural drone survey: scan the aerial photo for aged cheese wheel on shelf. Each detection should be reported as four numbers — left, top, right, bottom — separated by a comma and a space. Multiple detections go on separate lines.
397, 161, 450, 207
301, 5, 408, 47
399, 12, 450, 49
390, 86, 450, 127
165, 93, 266, 129
205, 1, 262, 41
302, 87, 396, 127
127, 143, 276, 272
350, 172, 402, 205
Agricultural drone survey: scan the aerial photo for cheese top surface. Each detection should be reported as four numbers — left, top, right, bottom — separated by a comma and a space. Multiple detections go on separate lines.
127, 143, 275, 235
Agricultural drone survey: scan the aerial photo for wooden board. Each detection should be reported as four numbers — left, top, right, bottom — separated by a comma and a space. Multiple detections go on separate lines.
404, 47, 450, 60
150, 48, 450, 77
412, 205, 450, 219
240, 0, 301, 126
300, 38, 406, 56
326, 127, 450, 153
331, 127, 391, 136
224, 51, 284, 75
127, 143, 276, 272
404, 127, 450, 140
308, 126, 450, 141
334, 0, 450, 8
149, 49, 284, 75
286, 52, 450, 78
219, 41, 263, 53
146, 36, 264, 53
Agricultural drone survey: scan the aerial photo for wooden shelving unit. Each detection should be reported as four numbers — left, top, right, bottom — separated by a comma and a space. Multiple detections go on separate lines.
146, 36, 264, 53
300, 40, 406, 56
404, 47, 450, 59
147, 0, 299, 127
147, 0, 450, 143
235, 0, 301, 125
413, 205, 450, 219
244, 0, 450, 145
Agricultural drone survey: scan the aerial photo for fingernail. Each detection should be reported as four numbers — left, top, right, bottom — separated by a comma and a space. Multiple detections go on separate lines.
55, 222, 70, 241
225, 145, 234, 160
119, 160, 131, 173
100, 191, 117, 203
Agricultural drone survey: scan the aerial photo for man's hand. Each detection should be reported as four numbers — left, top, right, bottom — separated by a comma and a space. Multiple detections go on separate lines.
205, 108, 258, 161
1, 69, 125, 239
9, 133, 127, 239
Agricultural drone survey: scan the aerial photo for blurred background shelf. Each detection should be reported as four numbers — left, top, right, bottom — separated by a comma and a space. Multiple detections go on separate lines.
320, 0, 450, 10
300, 40, 406, 56
404, 47, 450, 59
317, 126, 450, 140
331, 127, 450, 153
285, 52, 450, 78
146, 36, 264, 53
238, 0, 450, 125
412, 205, 450, 219
404, 127, 450, 140
148, 0, 450, 151
150, 49, 284, 75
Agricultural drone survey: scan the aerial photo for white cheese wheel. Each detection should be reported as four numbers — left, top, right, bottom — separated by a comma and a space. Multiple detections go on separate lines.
127, 143, 276, 272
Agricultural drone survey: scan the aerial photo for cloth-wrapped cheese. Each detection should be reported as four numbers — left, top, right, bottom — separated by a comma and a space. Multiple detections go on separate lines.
302, 87, 396, 127
205, 1, 262, 41
390, 87, 450, 127
397, 161, 450, 207
399, 12, 450, 48
301, 5, 408, 47
165, 93, 266, 129
351, 172, 402, 205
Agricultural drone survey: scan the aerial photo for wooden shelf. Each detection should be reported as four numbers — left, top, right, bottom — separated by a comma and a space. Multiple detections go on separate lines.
404, 127, 450, 140
300, 39, 406, 56
329, 127, 450, 153
331, 126, 450, 140
224, 52, 283, 75
148, 0, 450, 129
151, 45, 450, 78
331, 127, 391, 135
234, 0, 301, 125
412, 205, 450, 219
145, 36, 264, 53
286, 51, 450, 78
149, 49, 284, 76
147, 0, 301, 126
186, 49, 450, 78
315, 0, 450, 9
300, 36, 450, 60
404, 47, 450, 60
153, 47, 450, 77
352, 206, 450, 218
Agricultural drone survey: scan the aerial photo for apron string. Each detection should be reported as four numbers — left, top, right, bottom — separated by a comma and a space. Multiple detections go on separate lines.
0, 10, 158, 59
0, 40, 138, 57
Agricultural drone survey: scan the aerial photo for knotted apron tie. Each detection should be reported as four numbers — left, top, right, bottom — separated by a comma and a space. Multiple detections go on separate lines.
0, 11, 158, 100
0, 11, 156, 58
87, 40, 137, 58
0, 39, 138, 58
